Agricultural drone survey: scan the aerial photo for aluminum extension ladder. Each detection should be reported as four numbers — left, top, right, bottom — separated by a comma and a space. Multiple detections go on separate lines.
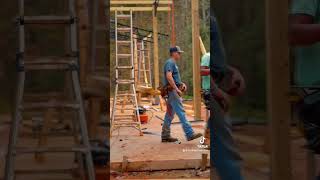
4, 0, 95, 179
111, 10, 142, 136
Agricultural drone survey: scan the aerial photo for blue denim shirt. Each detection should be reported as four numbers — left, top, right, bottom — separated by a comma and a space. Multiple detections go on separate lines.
163, 58, 182, 86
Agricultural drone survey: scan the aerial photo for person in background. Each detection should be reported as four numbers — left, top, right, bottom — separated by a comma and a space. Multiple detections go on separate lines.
201, 52, 211, 147
209, 12, 246, 180
290, 0, 320, 179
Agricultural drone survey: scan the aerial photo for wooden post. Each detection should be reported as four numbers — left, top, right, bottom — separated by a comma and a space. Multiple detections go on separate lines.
266, 0, 291, 179
152, 6, 160, 89
146, 36, 152, 87
191, 0, 201, 120
133, 35, 139, 86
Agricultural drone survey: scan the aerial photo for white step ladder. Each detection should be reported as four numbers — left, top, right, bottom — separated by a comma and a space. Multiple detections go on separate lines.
111, 10, 142, 136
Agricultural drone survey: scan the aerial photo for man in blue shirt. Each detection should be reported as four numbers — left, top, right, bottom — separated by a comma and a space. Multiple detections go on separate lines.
161, 46, 202, 142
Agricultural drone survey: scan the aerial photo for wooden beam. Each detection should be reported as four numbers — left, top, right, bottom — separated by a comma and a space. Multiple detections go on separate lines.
191, 0, 201, 120
111, 0, 172, 5
153, 7, 159, 89
111, 158, 210, 172
199, 36, 207, 55
266, 0, 291, 179
110, 6, 171, 12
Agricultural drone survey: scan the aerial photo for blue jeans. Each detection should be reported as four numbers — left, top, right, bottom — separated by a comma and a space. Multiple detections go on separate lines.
210, 99, 244, 180
161, 90, 194, 139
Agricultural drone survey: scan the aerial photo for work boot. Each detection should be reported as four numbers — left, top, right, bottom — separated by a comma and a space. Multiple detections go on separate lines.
161, 136, 179, 143
187, 133, 203, 141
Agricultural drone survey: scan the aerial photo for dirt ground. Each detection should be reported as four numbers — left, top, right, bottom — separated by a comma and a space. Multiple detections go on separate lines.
0, 113, 317, 180
109, 124, 313, 180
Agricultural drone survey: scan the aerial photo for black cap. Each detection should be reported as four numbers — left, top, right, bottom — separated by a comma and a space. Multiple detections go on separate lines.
169, 46, 184, 54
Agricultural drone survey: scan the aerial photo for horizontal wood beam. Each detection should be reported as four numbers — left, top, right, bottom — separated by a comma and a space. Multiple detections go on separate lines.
110, 6, 171, 11
111, 0, 172, 5
111, 158, 210, 172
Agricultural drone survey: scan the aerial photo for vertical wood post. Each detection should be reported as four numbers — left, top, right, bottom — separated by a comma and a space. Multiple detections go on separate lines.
191, 0, 201, 120
266, 0, 291, 179
153, 7, 160, 89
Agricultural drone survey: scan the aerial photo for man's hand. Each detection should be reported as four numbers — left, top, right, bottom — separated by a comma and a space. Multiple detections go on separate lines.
175, 88, 183, 97
228, 66, 245, 96
211, 77, 230, 112
214, 89, 231, 112
180, 83, 187, 92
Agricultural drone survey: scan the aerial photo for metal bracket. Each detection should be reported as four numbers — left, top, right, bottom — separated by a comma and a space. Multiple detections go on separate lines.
16, 52, 24, 72
16, 16, 24, 25
70, 16, 78, 24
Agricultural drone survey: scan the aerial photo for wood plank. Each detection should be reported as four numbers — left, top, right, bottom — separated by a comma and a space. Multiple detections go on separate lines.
265, 0, 291, 179
153, 7, 160, 88
191, 0, 201, 120
111, 158, 210, 172
110, 6, 171, 12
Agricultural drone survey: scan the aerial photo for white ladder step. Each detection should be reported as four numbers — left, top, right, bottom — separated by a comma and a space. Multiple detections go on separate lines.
14, 146, 89, 154
117, 93, 135, 96
21, 102, 80, 110
23, 16, 73, 24
116, 80, 135, 84
117, 27, 131, 32
117, 41, 131, 45
117, 54, 132, 58
117, 66, 133, 69
114, 108, 137, 111
116, 14, 131, 19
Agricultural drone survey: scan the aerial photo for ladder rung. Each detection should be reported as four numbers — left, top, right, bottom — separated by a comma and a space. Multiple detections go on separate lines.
114, 108, 137, 111
117, 41, 131, 45
14, 146, 88, 154
116, 14, 131, 19
113, 121, 139, 124
116, 66, 133, 69
117, 93, 135, 96
23, 16, 73, 25
114, 114, 135, 117
23, 57, 77, 70
15, 168, 73, 175
113, 123, 140, 127
21, 102, 80, 110
117, 27, 131, 32
117, 54, 132, 58
116, 80, 135, 84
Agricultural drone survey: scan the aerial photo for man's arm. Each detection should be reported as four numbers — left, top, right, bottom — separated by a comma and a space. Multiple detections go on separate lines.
210, 78, 230, 112
166, 71, 182, 95
289, 14, 320, 46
